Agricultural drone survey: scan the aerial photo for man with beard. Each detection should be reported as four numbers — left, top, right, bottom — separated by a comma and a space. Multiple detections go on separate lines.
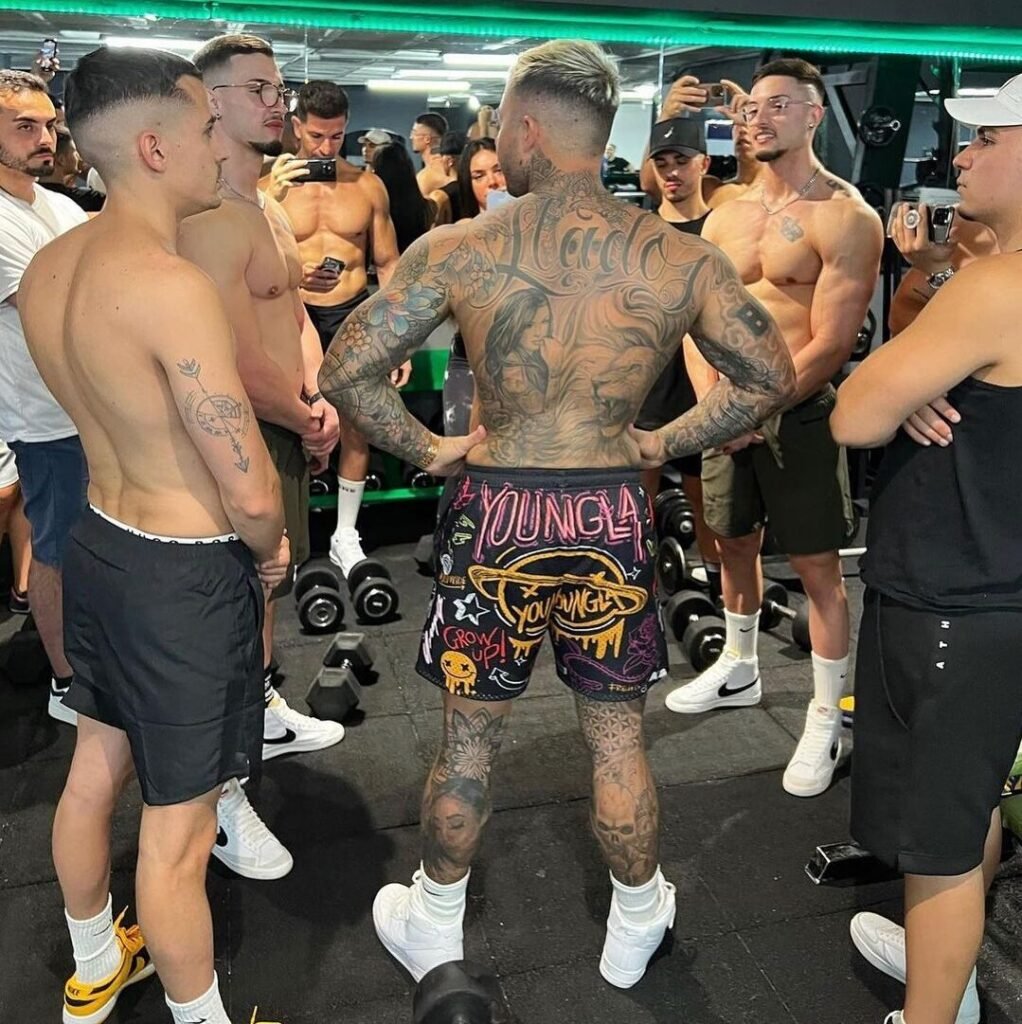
179, 35, 344, 879
665, 59, 884, 805
262, 79, 402, 576
0, 69, 88, 726
318, 39, 795, 990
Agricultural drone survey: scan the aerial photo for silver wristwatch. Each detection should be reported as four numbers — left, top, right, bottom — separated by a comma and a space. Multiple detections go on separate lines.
926, 266, 956, 291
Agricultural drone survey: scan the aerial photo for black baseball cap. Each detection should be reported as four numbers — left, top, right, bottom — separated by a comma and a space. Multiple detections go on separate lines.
648, 118, 706, 158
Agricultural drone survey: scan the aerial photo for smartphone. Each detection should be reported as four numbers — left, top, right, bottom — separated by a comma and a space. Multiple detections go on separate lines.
303, 158, 336, 182
39, 38, 58, 71
928, 204, 956, 245
701, 82, 729, 107
319, 256, 345, 275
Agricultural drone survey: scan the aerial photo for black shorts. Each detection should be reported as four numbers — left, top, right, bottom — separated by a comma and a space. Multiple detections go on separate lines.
62, 508, 265, 807
635, 356, 700, 478
851, 588, 1022, 875
305, 291, 371, 352
416, 466, 669, 702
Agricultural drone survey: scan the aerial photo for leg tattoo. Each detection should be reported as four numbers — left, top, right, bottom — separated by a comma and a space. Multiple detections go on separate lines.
576, 696, 660, 886
421, 699, 510, 883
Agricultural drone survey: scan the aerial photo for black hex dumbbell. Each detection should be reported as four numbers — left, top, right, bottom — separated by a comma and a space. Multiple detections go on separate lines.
654, 488, 697, 549
665, 589, 726, 671
346, 558, 399, 624
306, 632, 376, 722
655, 536, 688, 597
403, 462, 437, 489
413, 533, 436, 577
294, 561, 345, 635
413, 961, 500, 1024
760, 581, 812, 651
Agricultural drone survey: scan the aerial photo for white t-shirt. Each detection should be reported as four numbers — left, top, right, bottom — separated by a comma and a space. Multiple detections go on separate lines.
0, 184, 87, 442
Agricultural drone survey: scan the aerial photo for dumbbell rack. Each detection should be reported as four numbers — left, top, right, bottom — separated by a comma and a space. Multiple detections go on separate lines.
309, 348, 447, 508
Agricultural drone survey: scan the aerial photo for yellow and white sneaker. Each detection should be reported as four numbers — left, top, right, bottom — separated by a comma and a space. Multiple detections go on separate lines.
249, 1009, 283, 1024
63, 910, 155, 1023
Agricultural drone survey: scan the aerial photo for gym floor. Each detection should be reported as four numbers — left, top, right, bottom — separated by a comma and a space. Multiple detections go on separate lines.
2, 536, 1022, 1024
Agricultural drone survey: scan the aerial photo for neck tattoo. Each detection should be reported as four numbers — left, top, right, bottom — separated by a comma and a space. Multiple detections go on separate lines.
759, 166, 821, 216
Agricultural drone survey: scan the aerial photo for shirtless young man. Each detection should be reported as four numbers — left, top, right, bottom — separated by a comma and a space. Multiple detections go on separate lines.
180, 35, 345, 874
318, 39, 795, 989
832, 75, 1022, 1024
665, 59, 884, 803
263, 80, 402, 574
20, 46, 286, 1024
412, 111, 452, 196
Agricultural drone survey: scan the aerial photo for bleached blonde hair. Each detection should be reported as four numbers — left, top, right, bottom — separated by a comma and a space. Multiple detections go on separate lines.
505, 39, 620, 150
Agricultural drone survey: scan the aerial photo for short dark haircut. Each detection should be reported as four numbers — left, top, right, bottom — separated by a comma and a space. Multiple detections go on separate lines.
0, 69, 48, 98
457, 137, 497, 219
192, 34, 274, 77
438, 130, 467, 157
295, 80, 349, 121
752, 58, 826, 105
414, 112, 448, 140
64, 46, 200, 137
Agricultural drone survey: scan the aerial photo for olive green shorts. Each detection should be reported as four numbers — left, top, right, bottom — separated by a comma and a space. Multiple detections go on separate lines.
258, 420, 310, 599
701, 386, 856, 556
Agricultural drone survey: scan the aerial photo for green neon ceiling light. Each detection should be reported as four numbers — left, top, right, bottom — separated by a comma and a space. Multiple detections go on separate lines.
5, 0, 1022, 61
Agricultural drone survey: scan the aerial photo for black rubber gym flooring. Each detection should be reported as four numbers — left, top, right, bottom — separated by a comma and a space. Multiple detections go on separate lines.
3, 531, 1022, 1023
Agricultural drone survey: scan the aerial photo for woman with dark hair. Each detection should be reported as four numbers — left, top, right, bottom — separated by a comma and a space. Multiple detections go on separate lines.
370, 143, 436, 253
457, 138, 507, 220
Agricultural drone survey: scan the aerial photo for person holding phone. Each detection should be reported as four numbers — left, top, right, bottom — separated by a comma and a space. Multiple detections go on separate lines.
263, 80, 406, 578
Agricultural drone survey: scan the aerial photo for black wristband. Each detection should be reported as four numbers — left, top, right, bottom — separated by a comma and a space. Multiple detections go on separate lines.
304, 389, 323, 406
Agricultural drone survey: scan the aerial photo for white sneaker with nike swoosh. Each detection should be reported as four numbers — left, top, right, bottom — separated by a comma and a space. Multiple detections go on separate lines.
263, 688, 344, 761
782, 700, 845, 797
851, 913, 980, 1024
664, 650, 761, 713
212, 778, 293, 880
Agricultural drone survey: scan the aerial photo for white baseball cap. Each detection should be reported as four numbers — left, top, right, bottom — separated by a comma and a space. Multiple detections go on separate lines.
944, 73, 1022, 128
357, 128, 392, 146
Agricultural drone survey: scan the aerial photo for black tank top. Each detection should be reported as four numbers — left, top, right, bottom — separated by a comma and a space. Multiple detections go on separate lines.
441, 180, 463, 224
862, 376, 1022, 610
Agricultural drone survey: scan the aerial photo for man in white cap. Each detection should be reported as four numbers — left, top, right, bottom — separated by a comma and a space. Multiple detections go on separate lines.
831, 71, 1022, 1024
358, 128, 392, 167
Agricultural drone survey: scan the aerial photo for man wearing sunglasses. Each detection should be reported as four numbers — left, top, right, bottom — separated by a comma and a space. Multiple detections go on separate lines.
178, 34, 345, 879
666, 59, 883, 804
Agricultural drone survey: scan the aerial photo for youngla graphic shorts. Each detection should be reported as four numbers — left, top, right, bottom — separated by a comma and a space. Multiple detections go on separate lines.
416, 465, 669, 702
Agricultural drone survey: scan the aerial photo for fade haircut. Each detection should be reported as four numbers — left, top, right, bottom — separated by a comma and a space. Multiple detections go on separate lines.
192, 34, 274, 77
752, 58, 825, 105
64, 47, 201, 172
0, 69, 48, 99
414, 112, 448, 140
296, 81, 349, 121
505, 39, 620, 152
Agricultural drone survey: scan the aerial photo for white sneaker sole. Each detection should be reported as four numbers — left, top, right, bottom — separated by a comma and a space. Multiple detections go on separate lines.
49, 694, 78, 727
62, 961, 156, 1024
210, 844, 293, 880
261, 727, 344, 761
599, 907, 677, 989
372, 887, 461, 983
782, 742, 842, 798
665, 680, 761, 714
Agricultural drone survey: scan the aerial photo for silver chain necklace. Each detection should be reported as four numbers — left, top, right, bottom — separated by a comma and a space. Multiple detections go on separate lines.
219, 177, 264, 208
758, 167, 821, 216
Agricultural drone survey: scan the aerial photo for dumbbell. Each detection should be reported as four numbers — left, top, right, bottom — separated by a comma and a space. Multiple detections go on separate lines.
759, 581, 812, 652
414, 532, 436, 577
655, 536, 687, 597
413, 961, 500, 1024
346, 557, 399, 624
404, 463, 437, 489
664, 589, 725, 672
365, 453, 386, 492
306, 632, 376, 722
654, 488, 696, 549
294, 561, 345, 635
309, 473, 335, 498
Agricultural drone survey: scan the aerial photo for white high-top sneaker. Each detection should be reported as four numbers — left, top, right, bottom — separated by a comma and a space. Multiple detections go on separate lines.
212, 779, 293, 880
373, 870, 464, 982
850, 913, 980, 1024
48, 677, 78, 726
329, 526, 366, 578
664, 650, 760, 714
263, 688, 344, 761
782, 701, 844, 797
600, 874, 677, 988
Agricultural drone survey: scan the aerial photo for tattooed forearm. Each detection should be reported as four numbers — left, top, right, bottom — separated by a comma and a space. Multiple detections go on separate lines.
176, 359, 252, 472
421, 706, 509, 883
576, 697, 659, 886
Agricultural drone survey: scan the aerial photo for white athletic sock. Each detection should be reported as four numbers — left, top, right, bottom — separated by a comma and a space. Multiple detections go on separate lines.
166, 973, 231, 1024
724, 609, 759, 661
65, 893, 121, 983
334, 476, 366, 532
811, 652, 849, 710
419, 863, 469, 924
610, 867, 663, 924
